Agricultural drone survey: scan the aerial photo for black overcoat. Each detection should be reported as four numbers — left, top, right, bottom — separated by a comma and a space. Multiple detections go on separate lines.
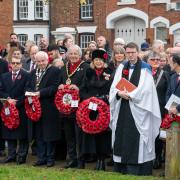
79, 67, 114, 155
0, 69, 29, 139
27, 66, 61, 142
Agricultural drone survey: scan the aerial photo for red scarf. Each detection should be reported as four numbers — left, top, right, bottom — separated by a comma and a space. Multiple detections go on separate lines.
95, 68, 104, 79
69, 60, 81, 74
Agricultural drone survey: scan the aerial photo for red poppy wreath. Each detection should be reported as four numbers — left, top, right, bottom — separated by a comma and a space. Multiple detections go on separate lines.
1, 102, 20, 129
55, 85, 79, 115
76, 97, 110, 134
25, 96, 41, 122
161, 113, 180, 129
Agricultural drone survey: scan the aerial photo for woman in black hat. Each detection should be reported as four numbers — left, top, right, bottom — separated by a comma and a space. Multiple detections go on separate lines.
79, 49, 114, 170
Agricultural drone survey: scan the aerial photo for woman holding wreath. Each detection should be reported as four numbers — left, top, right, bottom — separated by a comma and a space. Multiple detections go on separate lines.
78, 49, 114, 170
57, 45, 89, 168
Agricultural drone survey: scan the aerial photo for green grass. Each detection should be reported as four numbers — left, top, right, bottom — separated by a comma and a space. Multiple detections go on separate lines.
0, 165, 163, 180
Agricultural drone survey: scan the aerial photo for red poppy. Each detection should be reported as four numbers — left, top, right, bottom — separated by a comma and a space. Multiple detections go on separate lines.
1, 102, 20, 129
161, 114, 180, 129
123, 69, 129, 76
55, 85, 79, 115
76, 97, 110, 134
25, 96, 41, 122
103, 53, 108, 60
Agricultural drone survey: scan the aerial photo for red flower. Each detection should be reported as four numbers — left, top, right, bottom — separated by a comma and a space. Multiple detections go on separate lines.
55, 85, 79, 115
76, 97, 110, 134
1, 102, 20, 129
25, 96, 41, 122
103, 53, 108, 60
123, 69, 129, 76
161, 114, 180, 129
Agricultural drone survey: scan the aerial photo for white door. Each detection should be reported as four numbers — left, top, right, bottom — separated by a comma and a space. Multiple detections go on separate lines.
115, 16, 146, 48
173, 29, 180, 46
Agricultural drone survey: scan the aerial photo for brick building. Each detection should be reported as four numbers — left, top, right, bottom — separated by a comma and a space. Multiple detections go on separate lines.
0, 0, 13, 46
50, 0, 180, 49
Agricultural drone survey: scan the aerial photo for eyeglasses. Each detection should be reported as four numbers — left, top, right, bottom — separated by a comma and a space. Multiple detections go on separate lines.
11, 62, 21, 65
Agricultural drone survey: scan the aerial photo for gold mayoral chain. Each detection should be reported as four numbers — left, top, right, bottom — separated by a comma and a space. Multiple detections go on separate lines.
66, 61, 84, 85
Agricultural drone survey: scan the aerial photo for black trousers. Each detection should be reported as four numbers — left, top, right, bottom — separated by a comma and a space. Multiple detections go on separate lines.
8, 139, 29, 159
0, 139, 5, 151
36, 140, 56, 163
63, 117, 77, 161
114, 161, 153, 176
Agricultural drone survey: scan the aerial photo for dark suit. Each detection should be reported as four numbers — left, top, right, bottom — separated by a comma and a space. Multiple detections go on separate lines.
0, 59, 9, 153
59, 62, 89, 163
27, 65, 61, 163
0, 69, 29, 160
166, 73, 180, 112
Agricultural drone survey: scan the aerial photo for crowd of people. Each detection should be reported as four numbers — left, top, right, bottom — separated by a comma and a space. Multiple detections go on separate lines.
0, 32, 179, 176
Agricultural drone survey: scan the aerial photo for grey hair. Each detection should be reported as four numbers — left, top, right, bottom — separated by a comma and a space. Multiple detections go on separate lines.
67, 44, 82, 57
35, 51, 48, 60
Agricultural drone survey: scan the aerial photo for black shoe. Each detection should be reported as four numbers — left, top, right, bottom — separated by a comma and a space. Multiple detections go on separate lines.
47, 161, 55, 167
1, 157, 16, 163
64, 160, 78, 168
33, 160, 46, 167
95, 160, 100, 170
153, 158, 162, 169
17, 157, 26, 165
99, 160, 105, 171
77, 160, 85, 169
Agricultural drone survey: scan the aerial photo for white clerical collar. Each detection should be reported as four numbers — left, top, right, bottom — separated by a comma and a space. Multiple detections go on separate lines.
12, 70, 20, 75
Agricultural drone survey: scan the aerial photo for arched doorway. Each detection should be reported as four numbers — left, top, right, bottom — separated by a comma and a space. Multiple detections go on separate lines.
115, 16, 146, 47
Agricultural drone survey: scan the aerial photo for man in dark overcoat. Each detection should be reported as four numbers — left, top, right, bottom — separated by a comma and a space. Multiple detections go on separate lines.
0, 58, 9, 156
0, 57, 29, 164
26, 51, 61, 167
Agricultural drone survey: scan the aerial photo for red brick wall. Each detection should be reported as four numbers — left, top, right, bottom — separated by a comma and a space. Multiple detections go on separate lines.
50, 0, 180, 47
0, 0, 13, 47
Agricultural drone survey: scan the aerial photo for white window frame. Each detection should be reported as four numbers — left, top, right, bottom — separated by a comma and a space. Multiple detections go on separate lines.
18, 34, 28, 46
18, 0, 28, 20
35, 0, 44, 19
80, 0, 93, 20
34, 34, 43, 45
80, 34, 94, 50
117, 0, 136, 5
175, 2, 180, 10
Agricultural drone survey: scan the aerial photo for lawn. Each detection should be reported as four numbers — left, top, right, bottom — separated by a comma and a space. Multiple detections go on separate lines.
0, 165, 163, 180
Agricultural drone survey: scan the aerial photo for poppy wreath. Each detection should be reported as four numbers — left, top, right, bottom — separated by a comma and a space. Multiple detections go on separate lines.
1, 102, 20, 129
76, 97, 110, 134
161, 114, 180, 129
25, 96, 41, 122
55, 85, 79, 115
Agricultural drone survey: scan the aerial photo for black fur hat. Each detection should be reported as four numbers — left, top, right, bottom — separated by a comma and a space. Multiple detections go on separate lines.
92, 49, 108, 62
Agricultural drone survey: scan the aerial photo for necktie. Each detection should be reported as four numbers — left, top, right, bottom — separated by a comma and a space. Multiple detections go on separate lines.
12, 73, 17, 81
31, 62, 35, 71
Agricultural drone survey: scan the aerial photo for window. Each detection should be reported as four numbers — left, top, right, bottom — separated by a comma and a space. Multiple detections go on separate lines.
176, 2, 180, 10
80, 34, 94, 50
18, 0, 28, 20
80, 0, 93, 20
18, 34, 28, 46
35, 0, 43, 19
155, 23, 167, 43
34, 34, 43, 45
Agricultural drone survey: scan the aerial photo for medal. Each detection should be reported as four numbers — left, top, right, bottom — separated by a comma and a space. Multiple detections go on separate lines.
66, 78, 71, 85
66, 61, 84, 85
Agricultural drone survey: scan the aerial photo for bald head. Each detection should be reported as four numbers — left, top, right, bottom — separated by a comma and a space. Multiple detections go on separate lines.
35, 51, 49, 70
97, 36, 106, 48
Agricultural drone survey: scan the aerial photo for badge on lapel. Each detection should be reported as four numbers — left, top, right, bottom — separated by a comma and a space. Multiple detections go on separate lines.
16, 75, 22, 80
